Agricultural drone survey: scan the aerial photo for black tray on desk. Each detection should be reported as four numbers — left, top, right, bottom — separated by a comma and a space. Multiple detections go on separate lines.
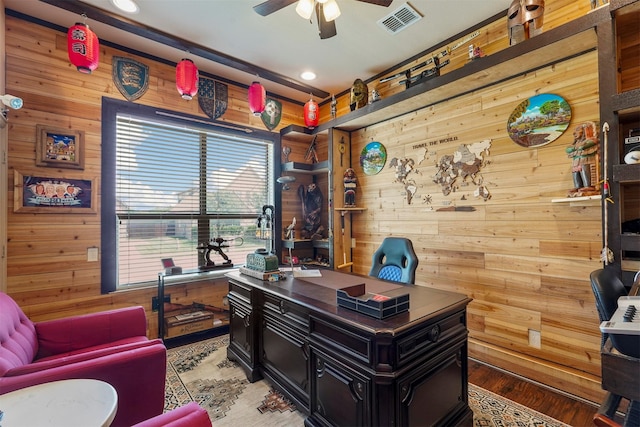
337, 283, 409, 319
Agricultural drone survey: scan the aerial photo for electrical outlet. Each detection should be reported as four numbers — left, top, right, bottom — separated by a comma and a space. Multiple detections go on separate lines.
351, 238, 356, 247
528, 329, 541, 349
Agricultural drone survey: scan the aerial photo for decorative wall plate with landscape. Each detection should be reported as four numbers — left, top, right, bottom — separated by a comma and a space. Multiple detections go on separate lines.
360, 141, 387, 175
507, 94, 572, 148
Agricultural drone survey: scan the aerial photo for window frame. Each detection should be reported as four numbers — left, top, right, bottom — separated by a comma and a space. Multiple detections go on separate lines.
101, 97, 280, 293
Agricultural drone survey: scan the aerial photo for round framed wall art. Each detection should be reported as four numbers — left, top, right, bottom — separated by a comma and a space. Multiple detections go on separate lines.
360, 141, 387, 175
507, 93, 572, 148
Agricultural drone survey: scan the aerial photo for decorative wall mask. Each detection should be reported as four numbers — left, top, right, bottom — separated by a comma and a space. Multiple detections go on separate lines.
507, 94, 571, 148
508, 0, 544, 45
350, 79, 368, 111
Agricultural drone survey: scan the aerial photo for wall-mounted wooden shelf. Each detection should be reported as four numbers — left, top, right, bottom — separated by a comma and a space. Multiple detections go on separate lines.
281, 161, 330, 174
315, 10, 604, 132
335, 207, 367, 212
551, 195, 602, 204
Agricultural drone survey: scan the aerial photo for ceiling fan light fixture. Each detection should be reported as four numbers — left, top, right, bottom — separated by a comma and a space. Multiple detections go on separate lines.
322, 0, 341, 22
296, 0, 315, 20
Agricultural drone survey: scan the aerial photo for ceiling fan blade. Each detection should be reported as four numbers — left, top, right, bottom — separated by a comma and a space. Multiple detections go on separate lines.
253, 0, 297, 16
316, 3, 337, 39
356, 0, 393, 6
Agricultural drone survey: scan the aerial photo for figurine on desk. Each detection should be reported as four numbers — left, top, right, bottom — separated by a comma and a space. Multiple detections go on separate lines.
197, 237, 233, 270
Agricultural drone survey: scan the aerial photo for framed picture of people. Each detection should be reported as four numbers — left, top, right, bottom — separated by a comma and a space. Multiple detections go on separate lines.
36, 125, 85, 170
14, 171, 96, 214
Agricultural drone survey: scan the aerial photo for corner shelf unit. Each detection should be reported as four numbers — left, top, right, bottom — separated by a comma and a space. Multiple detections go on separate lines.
600, 0, 640, 281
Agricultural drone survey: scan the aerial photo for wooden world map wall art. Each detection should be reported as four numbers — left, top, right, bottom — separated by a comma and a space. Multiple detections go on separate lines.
390, 137, 493, 207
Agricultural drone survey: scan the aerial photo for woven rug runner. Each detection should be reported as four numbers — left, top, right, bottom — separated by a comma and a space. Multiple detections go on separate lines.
164, 335, 569, 427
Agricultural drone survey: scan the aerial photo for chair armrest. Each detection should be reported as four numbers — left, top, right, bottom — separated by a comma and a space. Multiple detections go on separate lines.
133, 402, 212, 427
6, 339, 162, 377
35, 306, 148, 357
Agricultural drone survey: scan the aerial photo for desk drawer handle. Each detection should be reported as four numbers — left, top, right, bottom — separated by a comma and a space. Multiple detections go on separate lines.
427, 325, 440, 343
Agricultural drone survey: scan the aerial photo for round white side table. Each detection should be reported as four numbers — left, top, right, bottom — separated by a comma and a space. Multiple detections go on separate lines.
0, 378, 118, 426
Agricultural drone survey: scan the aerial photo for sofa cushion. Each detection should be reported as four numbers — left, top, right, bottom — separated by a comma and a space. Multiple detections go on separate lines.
0, 293, 38, 376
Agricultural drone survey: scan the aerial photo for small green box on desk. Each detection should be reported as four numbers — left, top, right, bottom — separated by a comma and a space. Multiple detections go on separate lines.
337, 283, 409, 319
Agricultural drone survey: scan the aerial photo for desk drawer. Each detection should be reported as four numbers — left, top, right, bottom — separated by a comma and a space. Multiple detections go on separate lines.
228, 279, 253, 304
263, 293, 309, 333
396, 310, 467, 367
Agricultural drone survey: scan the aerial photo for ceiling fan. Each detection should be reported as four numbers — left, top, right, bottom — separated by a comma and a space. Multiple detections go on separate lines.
254, 0, 393, 39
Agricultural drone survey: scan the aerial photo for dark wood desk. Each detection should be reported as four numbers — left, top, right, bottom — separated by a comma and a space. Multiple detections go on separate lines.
226, 269, 473, 427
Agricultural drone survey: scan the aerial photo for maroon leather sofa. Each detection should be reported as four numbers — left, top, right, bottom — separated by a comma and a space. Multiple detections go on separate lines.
0, 292, 167, 426
134, 402, 212, 427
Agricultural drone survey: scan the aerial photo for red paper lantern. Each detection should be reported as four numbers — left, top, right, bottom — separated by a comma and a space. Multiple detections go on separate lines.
67, 23, 99, 74
304, 96, 319, 129
248, 81, 266, 116
176, 59, 199, 100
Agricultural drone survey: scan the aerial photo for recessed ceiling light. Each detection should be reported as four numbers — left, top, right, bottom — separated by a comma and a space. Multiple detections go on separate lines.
300, 71, 316, 81
111, 0, 139, 13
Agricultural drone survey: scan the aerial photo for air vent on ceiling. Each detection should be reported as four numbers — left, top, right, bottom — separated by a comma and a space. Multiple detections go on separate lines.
377, 2, 422, 35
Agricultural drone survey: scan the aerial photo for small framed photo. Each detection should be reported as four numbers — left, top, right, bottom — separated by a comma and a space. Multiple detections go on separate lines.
36, 125, 85, 170
14, 170, 96, 214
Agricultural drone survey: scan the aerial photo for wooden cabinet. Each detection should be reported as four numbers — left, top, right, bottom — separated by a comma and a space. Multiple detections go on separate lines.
601, 0, 640, 283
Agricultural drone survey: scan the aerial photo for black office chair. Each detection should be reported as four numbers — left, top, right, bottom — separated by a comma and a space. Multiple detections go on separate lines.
590, 268, 639, 357
590, 268, 640, 427
369, 237, 418, 285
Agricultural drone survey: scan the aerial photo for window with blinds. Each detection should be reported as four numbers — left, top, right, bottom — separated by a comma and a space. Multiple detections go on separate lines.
103, 100, 275, 289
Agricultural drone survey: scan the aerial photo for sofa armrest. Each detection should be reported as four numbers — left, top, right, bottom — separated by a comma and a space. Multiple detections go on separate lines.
0, 342, 167, 427
35, 306, 148, 357
133, 402, 212, 427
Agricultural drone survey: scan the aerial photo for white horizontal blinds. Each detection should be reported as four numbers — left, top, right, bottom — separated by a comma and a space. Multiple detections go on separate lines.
115, 114, 272, 287
206, 135, 271, 214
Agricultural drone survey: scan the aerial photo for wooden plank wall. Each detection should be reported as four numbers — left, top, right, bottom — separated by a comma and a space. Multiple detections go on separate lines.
347, 42, 605, 405
3, 0, 611, 404
4, 16, 304, 326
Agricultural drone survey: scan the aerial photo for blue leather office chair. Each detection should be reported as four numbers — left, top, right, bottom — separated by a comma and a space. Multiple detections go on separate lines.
369, 237, 418, 285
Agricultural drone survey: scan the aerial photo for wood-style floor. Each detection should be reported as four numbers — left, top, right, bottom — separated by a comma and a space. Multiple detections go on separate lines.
468, 359, 601, 426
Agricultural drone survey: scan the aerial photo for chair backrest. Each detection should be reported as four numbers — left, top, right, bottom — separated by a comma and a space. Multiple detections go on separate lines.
590, 269, 640, 358
369, 237, 418, 284
0, 292, 39, 376
590, 268, 627, 323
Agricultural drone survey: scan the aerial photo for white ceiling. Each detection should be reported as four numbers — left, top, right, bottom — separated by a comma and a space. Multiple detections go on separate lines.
4, 0, 509, 103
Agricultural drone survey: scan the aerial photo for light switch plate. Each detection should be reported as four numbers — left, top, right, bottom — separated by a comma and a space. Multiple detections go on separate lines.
87, 247, 99, 262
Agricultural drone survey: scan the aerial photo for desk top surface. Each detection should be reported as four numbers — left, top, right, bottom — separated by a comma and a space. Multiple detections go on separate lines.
227, 269, 472, 333
0, 379, 117, 427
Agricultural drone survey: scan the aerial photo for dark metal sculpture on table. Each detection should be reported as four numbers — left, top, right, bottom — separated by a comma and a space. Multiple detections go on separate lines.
197, 237, 234, 270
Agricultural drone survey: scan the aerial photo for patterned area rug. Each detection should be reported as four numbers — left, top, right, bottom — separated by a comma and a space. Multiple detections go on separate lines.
165, 335, 570, 427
